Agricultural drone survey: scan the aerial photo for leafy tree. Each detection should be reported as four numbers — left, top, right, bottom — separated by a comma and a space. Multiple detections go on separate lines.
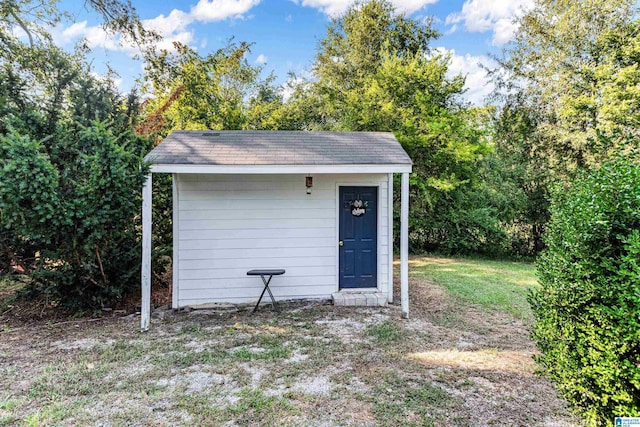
244, 73, 319, 131
496, 0, 640, 174
245, 74, 287, 130
0, 133, 58, 246
141, 41, 261, 134
491, 0, 640, 254
309, 0, 496, 253
1, 0, 156, 50
490, 95, 550, 254
0, 120, 148, 309
314, 0, 437, 91
0, 1, 151, 308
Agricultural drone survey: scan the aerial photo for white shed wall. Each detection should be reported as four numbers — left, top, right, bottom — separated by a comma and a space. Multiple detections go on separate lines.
174, 173, 390, 307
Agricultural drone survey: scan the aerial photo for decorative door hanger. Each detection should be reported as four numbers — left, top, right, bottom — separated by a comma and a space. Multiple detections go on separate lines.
349, 197, 368, 217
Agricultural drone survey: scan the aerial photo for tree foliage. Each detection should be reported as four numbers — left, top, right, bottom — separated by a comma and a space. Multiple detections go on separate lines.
141, 41, 262, 134
314, 0, 437, 91
0, 124, 147, 309
1, 0, 156, 50
0, 2, 151, 309
529, 152, 640, 424
308, 0, 498, 253
490, 0, 640, 255
490, 95, 550, 254
499, 0, 640, 174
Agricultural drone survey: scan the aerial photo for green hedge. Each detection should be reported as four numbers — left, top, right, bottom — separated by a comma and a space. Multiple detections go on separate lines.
529, 154, 640, 424
0, 125, 147, 310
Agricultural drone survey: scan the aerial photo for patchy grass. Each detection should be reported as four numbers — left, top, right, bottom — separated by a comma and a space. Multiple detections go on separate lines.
0, 256, 580, 426
366, 319, 407, 344
370, 372, 460, 426
409, 255, 537, 320
0, 276, 26, 312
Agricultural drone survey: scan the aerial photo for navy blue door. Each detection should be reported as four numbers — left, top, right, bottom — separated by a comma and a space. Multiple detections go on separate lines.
339, 186, 377, 288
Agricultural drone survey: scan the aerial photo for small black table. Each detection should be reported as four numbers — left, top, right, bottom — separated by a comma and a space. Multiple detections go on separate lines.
247, 269, 285, 314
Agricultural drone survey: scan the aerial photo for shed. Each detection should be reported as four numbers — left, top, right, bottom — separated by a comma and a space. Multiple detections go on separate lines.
140, 131, 412, 330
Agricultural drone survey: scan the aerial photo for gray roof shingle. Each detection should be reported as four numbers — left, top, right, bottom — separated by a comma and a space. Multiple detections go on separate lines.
144, 131, 412, 166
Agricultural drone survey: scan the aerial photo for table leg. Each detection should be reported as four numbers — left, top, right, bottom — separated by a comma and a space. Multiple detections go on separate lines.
264, 277, 280, 313
252, 276, 270, 313
252, 275, 280, 314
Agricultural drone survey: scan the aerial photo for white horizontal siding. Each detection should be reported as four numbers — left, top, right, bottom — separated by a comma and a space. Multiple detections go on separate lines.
180, 199, 332, 211
175, 173, 390, 306
181, 265, 335, 280
179, 256, 335, 270
180, 218, 331, 231
180, 276, 334, 291
180, 236, 335, 250
180, 246, 333, 261
180, 227, 332, 241
180, 208, 334, 221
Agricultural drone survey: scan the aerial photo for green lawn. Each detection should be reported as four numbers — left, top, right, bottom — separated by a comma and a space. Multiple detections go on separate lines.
408, 255, 538, 320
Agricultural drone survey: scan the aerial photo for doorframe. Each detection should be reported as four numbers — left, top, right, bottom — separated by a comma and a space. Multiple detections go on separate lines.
334, 182, 383, 292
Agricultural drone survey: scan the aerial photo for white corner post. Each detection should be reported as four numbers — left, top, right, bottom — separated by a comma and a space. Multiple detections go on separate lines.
387, 173, 394, 303
141, 172, 152, 331
400, 172, 409, 319
172, 174, 179, 310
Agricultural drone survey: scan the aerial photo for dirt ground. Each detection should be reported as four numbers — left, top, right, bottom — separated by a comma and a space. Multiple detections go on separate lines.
0, 276, 581, 426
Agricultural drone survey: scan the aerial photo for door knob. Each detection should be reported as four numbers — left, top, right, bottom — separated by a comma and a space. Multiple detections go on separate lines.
338, 241, 344, 246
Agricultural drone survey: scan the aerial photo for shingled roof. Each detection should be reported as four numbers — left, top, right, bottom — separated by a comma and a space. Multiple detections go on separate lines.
145, 131, 412, 166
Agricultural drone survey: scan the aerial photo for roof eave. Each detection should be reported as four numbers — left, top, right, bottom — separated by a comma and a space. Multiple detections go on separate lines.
148, 163, 413, 174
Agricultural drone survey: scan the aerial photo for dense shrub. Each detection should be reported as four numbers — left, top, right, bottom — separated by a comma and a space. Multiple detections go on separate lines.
0, 44, 155, 310
529, 154, 640, 424
0, 124, 148, 310
405, 184, 510, 255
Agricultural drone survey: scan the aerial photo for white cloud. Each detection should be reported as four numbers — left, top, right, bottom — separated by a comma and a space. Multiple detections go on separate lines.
52, 0, 260, 55
280, 67, 315, 102
292, 0, 351, 17
255, 53, 268, 64
50, 23, 142, 54
58, 21, 89, 44
434, 47, 497, 106
90, 72, 124, 90
82, 25, 127, 51
191, 0, 260, 22
392, 0, 438, 14
144, 9, 191, 35
445, 0, 533, 46
292, 0, 437, 17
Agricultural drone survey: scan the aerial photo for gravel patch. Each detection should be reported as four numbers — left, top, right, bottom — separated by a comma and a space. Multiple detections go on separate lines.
50, 338, 115, 350
285, 349, 309, 363
293, 374, 333, 396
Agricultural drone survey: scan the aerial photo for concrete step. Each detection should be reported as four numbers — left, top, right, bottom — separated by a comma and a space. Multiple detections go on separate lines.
332, 292, 387, 307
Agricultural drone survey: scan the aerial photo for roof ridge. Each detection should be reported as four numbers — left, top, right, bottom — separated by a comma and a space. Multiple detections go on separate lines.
144, 131, 412, 166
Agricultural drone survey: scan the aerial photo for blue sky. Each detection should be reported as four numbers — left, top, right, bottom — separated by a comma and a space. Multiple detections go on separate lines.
52, 0, 533, 105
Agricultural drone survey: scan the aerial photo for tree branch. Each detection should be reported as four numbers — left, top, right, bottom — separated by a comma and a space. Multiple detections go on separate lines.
8, 8, 33, 47
95, 245, 108, 287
